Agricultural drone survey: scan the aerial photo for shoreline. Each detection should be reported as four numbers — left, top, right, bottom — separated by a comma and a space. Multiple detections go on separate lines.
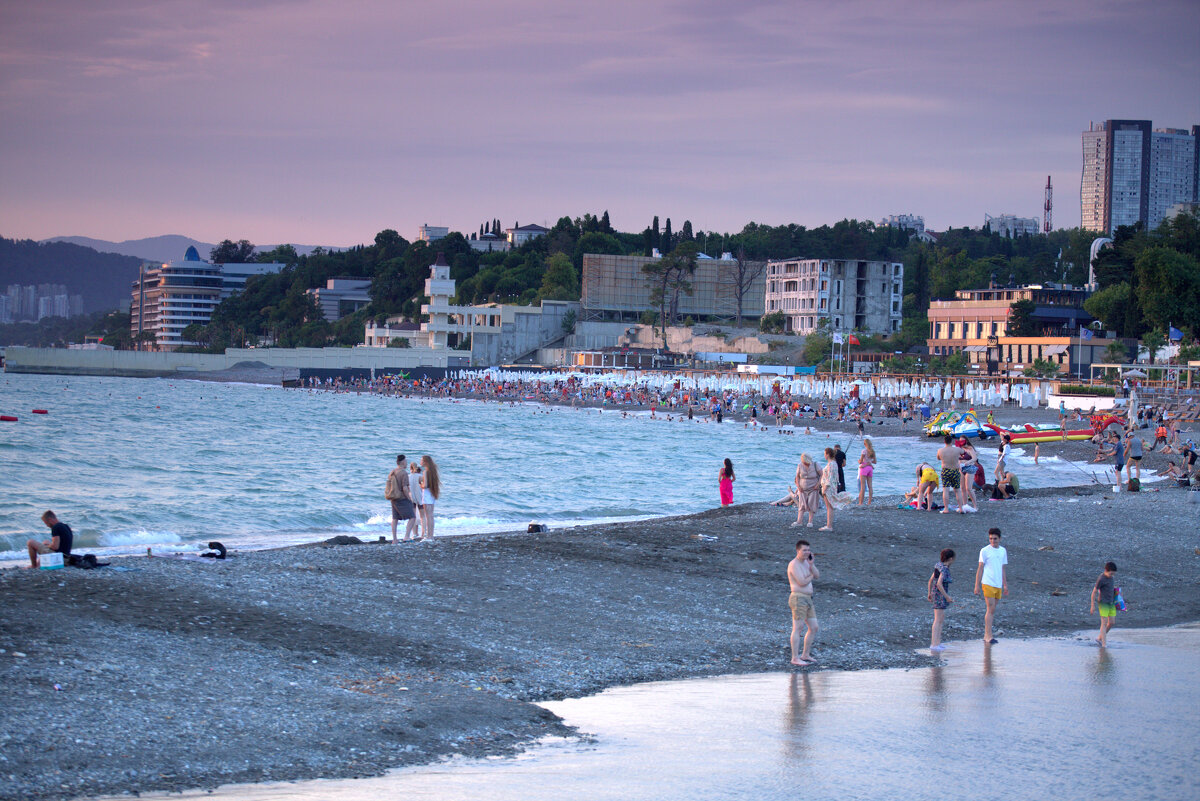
3, 487, 1199, 800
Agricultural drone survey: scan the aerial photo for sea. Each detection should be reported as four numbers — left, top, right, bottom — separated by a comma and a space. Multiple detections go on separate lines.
3, 373, 1104, 562
100, 625, 1200, 801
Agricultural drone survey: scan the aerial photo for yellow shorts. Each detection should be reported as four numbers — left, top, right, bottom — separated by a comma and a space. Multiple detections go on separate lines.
789, 592, 816, 621
982, 584, 1003, 600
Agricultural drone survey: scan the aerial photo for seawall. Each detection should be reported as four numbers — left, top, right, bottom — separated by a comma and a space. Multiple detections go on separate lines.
2, 346, 468, 381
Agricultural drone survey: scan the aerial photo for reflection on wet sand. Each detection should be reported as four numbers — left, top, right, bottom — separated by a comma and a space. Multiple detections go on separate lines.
110, 628, 1200, 801
784, 672, 816, 760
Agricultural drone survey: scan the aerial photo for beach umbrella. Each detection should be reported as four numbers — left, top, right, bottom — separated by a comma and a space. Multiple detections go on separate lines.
1121, 369, 1147, 378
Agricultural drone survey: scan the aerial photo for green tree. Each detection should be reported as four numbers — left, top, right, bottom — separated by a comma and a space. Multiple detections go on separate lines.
1022, 358, 1061, 378
1133, 247, 1200, 333
1105, 341, 1129, 364
1142, 328, 1166, 364
539, 253, 580, 301
760, 311, 785, 334
802, 333, 831, 366
1083, 282, 1131, 336
210, 239, 256, 263
642, 242, 697, 336
257, 244, 299, 265
1006, 298, 1039, 336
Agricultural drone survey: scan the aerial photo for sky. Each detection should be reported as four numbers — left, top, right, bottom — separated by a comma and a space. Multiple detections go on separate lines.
1, 0, 1198, 247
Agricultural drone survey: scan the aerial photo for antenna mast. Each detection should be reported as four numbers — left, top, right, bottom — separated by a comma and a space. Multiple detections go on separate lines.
1043, 175, 1052, 233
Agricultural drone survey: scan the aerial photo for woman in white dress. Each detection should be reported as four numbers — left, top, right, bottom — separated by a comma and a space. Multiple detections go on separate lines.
419, 455, 441, 541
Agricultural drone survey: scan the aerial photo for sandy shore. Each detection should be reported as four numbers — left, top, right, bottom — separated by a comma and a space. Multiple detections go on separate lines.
3, 428, 1199, 800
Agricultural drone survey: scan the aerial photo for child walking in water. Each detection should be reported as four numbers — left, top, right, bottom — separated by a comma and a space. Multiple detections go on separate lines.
718, 458, 735, 506
927, 548, 956, 650
419, 455, 440, 541
857, 438, 876, 505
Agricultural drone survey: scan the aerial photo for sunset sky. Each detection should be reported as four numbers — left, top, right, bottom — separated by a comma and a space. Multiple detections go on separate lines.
2, 0, 1197, 247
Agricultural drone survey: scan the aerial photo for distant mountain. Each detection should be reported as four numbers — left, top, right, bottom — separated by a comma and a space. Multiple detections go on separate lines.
0, 237, 142, 313
41, 235, 333, 264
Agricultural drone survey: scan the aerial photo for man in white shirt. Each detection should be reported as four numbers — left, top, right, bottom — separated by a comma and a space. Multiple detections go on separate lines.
973, 527, 1008, 644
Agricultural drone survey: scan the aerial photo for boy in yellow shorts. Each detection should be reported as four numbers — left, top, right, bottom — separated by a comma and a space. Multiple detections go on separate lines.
973, 528, 1008, 644
1089, 562, 1118, 647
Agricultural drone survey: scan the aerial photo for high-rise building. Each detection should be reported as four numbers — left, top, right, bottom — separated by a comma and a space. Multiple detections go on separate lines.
1081, 120, 1199, 233
129, 246, 285, 350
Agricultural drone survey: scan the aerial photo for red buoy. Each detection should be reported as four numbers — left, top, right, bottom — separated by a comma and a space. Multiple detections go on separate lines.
0, 415, 17, 422
32, 409, 48, 414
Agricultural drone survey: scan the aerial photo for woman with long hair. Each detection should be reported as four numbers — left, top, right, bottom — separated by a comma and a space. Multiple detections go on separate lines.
927, 548, 956, 650
419, 455, 440, 541
819, 447, 836, 531
718, 458, 735, 506
794, 453, 821, 528
857, 437, 877, 506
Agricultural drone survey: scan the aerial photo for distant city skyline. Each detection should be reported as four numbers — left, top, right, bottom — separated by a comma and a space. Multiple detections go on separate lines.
1, 0, 1197, 246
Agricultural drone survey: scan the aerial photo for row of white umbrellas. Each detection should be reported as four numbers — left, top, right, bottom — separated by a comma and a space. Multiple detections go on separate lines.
454, 368, 1039, 408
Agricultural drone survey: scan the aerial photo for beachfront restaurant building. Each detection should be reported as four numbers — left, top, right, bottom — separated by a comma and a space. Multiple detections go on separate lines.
926, 282, 1117, 375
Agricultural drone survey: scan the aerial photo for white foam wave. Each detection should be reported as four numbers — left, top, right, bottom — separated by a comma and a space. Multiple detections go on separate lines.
98, 529, 184, 547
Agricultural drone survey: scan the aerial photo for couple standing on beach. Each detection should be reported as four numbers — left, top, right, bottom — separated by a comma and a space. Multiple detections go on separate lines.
386, 454, 441, 543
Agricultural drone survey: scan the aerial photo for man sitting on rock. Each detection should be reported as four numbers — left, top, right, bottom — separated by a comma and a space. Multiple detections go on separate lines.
27, 510, 72, 568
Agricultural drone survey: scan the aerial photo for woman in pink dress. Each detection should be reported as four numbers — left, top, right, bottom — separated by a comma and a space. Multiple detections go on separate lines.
718, 458, 735, 506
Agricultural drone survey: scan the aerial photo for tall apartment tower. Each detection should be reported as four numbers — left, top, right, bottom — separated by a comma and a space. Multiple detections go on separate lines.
1081, 120, 1200, 234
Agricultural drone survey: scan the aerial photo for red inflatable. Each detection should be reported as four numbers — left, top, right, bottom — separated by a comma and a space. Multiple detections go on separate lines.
32, 409, 48, 414
0, 415, 17, 422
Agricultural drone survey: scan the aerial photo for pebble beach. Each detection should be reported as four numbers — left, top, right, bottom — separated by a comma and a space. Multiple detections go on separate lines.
3, 417, 1199, 800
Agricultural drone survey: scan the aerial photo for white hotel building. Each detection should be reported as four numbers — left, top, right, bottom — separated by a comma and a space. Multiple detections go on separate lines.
764, 258, 903, 335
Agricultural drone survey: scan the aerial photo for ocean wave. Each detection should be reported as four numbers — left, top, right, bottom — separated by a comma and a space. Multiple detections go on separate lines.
97, 529, 184, 547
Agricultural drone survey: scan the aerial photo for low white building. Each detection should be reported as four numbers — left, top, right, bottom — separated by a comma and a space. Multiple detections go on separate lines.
506, 223, 550, 247
984, 214, 1040, 238
878, 214, 925, 234
417, 224, 449, 243
363, 253, 577, 365
306, 277, 372, 322
469, 232, 511, 253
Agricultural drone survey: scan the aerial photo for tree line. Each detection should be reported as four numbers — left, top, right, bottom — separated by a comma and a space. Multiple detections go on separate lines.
8, 212, 1195, 355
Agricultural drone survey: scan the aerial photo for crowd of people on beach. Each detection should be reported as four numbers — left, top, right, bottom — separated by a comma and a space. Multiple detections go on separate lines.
786, 528, 1125, 666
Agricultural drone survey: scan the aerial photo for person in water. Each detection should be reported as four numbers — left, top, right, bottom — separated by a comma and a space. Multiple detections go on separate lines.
718, 458, 735, 506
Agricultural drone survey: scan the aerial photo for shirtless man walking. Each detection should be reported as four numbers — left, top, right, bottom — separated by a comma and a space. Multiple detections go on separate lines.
937, 435, 965, 514
787, 540, 820, 666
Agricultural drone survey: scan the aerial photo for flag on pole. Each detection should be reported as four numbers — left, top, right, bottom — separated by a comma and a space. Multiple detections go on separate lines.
1169, 325, 1183, 341
1079, 326, 1093, 341
832, 333, 844, 345
848, 334, 861, 345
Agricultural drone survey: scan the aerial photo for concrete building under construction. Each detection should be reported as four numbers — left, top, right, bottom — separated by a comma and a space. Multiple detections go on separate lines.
580, 253, 767, 322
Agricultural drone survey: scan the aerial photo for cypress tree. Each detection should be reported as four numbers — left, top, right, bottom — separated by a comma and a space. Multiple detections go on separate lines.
652, 216, 659, 236
662, 218, 673, 253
